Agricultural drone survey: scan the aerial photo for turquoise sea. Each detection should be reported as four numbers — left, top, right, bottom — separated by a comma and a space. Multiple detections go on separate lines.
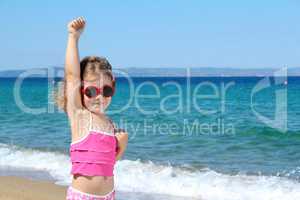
0, 76, 299, 200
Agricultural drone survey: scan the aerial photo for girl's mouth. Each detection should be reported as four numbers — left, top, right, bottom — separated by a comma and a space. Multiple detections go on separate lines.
93, 103, 103, 106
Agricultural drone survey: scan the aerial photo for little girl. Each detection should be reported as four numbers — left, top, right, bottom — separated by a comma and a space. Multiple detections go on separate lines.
55, 17, 128, 200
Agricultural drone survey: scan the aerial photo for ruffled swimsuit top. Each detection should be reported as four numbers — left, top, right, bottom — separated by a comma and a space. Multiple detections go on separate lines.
70, 112, 117, 176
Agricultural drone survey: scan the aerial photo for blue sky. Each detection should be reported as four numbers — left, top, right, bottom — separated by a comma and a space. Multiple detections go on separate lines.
0, 0, 299, 70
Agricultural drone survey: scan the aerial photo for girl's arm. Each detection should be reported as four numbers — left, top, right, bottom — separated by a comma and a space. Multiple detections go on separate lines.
115, 131, 129, 161
65, 17, 86, 117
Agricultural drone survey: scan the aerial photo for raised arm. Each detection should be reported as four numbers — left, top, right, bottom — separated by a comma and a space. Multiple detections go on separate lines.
65, 17, 86, 116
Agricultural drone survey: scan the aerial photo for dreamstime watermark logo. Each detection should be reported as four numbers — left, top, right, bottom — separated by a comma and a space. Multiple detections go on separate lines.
250, 67, 288, 132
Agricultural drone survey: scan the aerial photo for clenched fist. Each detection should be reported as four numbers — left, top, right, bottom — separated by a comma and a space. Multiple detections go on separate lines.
67, 16, 86, 39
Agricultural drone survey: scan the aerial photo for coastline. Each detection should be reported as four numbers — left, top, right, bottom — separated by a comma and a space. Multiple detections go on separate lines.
0, 175, 67, 200
0, 175, 199, 200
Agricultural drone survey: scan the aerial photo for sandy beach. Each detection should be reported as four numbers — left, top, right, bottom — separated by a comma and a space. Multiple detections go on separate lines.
0, 176, 67, 200
0, 175, 195, 200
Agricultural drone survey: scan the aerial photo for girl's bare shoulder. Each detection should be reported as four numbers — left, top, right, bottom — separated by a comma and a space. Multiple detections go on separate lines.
67, 108, 90, 126
68, 109, 88, 137
73, 108, 90, 118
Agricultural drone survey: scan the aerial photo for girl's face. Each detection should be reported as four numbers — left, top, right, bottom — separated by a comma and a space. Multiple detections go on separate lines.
82, 73, 113, 114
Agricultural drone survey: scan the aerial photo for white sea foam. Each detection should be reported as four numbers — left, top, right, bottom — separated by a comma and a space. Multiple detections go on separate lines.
0, 143, 71, 185
0, 143, 300, 200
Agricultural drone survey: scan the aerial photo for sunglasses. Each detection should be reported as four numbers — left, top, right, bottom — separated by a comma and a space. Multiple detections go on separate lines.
81, 85, 115, 98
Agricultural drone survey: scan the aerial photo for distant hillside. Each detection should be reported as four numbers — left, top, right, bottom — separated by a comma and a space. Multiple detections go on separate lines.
0, 66, 299, 77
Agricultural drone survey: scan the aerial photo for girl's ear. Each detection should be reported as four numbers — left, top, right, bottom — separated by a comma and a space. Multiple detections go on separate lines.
112, 79, 116, 88
112, 74, 116, 87
112, 77, 116, 96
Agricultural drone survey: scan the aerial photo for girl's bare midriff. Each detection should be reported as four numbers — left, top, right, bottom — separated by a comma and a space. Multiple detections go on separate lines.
71, 174, 114, 195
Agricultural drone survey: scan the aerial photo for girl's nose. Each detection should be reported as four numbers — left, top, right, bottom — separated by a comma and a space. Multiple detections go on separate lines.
95, 94, 104, 101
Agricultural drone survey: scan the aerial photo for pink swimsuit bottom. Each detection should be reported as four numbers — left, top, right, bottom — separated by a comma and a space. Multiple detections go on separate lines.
67, 185, 115, 200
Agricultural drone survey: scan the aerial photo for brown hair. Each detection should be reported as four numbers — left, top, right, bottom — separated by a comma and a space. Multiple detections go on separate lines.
53, 56, 115, 112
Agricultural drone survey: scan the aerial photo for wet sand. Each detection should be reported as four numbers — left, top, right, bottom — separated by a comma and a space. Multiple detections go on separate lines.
0, 176, 67, 200
0, 175, 200, 200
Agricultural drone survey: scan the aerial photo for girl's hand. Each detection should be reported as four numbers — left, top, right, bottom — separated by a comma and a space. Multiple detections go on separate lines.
67, 17, 86, 39
115, 131, 128, 161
